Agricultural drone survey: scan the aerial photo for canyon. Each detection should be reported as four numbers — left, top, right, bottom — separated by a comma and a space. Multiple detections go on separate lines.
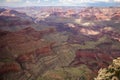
0, 7, 120, 80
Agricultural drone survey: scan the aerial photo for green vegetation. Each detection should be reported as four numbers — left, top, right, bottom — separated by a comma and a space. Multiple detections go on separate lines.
43, 31, 69, 46
112, 42, 120, 49
37, 65, 92, 80
0, 58, 15, 63
52, 44, 76, 66
70, 35, 113, 49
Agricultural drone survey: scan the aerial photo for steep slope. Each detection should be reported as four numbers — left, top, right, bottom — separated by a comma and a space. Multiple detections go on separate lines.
0, 27, 76, 80
70, 49, 120, 73
0, 27, 57, 80
0, 7, 120, 80
0, 8, 34, 27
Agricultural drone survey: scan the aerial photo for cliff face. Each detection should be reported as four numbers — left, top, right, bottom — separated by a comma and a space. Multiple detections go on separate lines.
70, 49, 120, 73
0, 8, 33, 27
111, 12, 120, 20
0, 7, 120, 80
0, 27, 54, 79
0, 27, 76, 80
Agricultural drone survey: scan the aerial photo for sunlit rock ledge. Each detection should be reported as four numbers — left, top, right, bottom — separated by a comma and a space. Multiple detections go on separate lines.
95, 57, 120, 80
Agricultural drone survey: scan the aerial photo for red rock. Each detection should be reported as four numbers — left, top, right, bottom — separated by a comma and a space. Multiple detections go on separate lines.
0, 63, 21, 75
71, 49, 120, 72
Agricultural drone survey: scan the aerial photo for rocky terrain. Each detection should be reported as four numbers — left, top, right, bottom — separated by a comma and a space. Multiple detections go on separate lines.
95, 57, 120, 80
70, 49, 120, 72
0, 7, 120, 80
0, 8, 35, 31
